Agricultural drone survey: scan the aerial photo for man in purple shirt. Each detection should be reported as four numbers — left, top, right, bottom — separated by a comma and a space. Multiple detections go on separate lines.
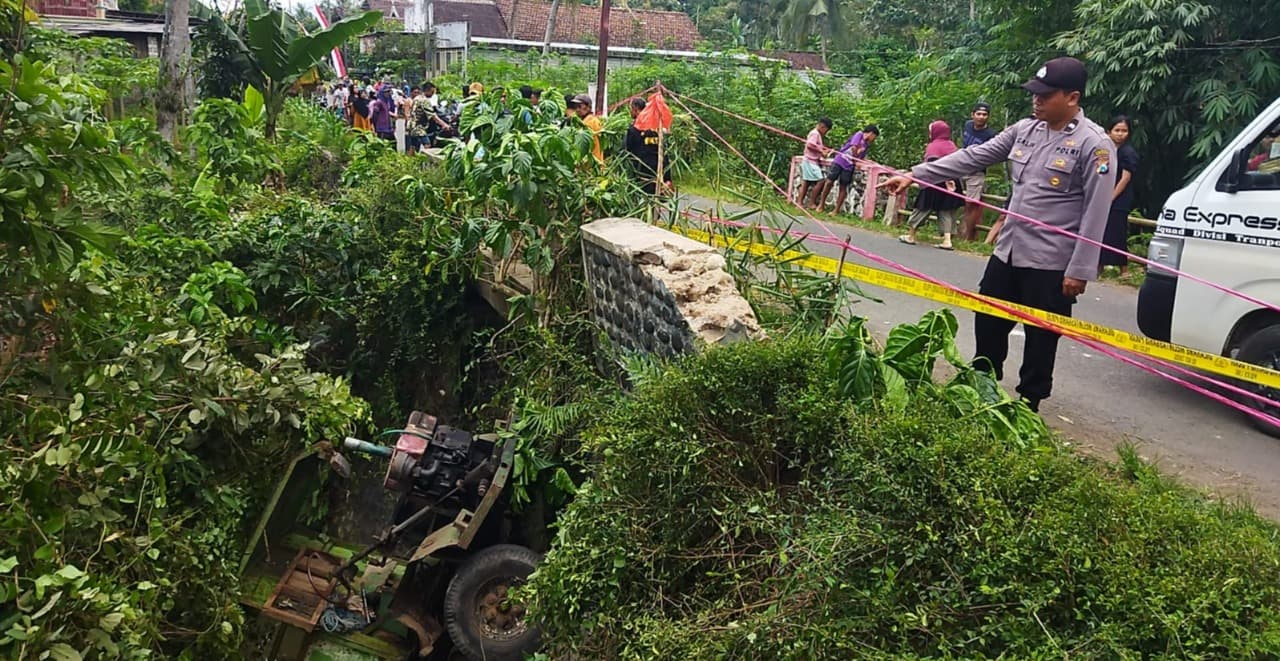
817, 124, 879, 213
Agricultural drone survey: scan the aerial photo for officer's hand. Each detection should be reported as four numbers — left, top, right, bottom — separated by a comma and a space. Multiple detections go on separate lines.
1062, 277, 1087, 298
879, 175, 912, 195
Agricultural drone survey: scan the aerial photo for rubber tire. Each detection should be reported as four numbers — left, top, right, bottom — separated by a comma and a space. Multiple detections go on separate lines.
444, 544, 542, 661
1235, 324, 1280, 438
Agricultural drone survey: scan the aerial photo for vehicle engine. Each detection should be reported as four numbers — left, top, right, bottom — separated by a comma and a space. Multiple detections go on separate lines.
345, 411, 499, 524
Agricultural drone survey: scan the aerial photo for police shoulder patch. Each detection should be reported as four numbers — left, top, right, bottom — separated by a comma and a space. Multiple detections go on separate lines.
1094, 144, 1111, 175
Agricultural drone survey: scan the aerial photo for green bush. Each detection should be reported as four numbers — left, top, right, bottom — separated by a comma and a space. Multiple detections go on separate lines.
0, 77, 476, 654
0, 235, 370, 657
529, 334, 1280, 658
600, 54, 994, 188
854, 58, 987, 170
435, 49, 594, 97
438, 52, 997, 190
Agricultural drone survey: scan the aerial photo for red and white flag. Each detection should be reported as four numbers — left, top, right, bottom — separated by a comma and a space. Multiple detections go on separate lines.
312, 5, 347, 78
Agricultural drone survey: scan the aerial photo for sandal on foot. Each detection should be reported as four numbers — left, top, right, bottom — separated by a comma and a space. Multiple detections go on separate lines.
898, 235, 917, 245
937, 244, 954, 251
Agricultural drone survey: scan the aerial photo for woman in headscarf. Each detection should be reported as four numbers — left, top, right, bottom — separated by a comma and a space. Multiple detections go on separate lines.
899, 120, 964, 250
350, 89, 372, 132
370, 87, 395, 141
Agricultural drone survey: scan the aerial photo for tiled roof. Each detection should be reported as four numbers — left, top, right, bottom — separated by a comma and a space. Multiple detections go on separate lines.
496, 0, 701, 51
435, 0, 509, 38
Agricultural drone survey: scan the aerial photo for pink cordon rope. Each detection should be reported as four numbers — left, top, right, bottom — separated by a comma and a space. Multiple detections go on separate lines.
662, 87, 1280, 428
682, 208, 1280, 411
663, 87, 1280, 316
606, 84, 658, 114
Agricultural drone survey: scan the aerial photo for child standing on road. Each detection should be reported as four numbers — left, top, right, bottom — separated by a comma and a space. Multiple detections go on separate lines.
899, 120, 963, 250
799, 118, 832, 209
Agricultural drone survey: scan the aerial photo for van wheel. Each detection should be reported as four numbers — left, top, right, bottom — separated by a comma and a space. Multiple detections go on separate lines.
1235, 325, 1280, 437
444, 544, 541, 661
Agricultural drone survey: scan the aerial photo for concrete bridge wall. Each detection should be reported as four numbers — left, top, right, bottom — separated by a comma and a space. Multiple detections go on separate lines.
581, 218, 762, 357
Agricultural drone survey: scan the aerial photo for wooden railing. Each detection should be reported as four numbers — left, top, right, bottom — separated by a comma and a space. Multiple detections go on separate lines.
787, 156, 1157, 230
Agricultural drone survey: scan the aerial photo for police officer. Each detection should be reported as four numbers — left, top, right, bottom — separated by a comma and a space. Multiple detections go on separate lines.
882, 57, 1116, 411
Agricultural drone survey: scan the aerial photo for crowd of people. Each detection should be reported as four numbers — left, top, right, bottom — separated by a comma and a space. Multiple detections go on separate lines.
316, 77, 673, 195
319, 78, 476, 152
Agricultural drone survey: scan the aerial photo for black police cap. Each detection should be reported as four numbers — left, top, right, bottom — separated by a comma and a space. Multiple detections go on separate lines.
1022, 57, 1087, 95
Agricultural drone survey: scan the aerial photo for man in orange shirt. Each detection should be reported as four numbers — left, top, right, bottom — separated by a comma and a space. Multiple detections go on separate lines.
570, 94, 605, 165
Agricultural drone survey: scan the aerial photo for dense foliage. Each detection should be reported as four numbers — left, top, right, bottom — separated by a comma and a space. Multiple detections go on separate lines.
194, 0, 381, 137
604, 56, 983, 189
529, 329, 1280, 658
1, 6, 655, 648
9, 0, 1280, 653
0, 54, 378, 658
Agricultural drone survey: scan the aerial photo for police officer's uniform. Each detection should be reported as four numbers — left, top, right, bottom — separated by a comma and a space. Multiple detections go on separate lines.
909, 58, 1117, 409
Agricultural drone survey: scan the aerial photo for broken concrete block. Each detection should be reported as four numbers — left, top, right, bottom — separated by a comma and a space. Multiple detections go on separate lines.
582, 218, 764, 357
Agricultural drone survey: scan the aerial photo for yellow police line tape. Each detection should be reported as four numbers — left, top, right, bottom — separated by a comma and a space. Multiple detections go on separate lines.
671, 223, 1280, 391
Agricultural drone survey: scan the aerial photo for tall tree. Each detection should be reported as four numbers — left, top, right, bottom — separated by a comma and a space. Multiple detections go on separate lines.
856, 0, 974, 48
543, 0, 561, 55
157, 0, 192, 143
1054, 0, 1280, 209
775, 0, 846, 66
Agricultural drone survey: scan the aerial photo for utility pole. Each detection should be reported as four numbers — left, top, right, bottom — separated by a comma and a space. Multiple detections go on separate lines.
594, 0, 610, 115
424, 0, 435, 78
157, 0, 191, 144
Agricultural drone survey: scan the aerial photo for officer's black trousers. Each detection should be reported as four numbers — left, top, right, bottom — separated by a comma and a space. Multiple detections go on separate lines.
973, 255, 1076, 403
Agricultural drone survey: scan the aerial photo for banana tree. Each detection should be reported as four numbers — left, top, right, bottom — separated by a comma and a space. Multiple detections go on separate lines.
194, 0, 380, 138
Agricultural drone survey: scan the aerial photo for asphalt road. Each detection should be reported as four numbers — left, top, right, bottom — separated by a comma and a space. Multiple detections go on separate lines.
682, 195, 1280, 518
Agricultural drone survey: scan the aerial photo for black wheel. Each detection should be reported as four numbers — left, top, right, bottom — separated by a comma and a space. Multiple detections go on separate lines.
443, 544, 542, 661
1235, 324, 1280, 437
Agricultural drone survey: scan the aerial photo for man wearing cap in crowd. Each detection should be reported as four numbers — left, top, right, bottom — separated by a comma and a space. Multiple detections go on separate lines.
569, 93, 605, 165
960, 102, 997, 240
882, 56, 1116, 412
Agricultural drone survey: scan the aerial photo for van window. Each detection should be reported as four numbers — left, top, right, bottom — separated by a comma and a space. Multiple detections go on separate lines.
1241, 119, 1280, 190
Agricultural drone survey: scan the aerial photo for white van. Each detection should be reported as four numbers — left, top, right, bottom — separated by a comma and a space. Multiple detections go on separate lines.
1138, 96, 1280, 434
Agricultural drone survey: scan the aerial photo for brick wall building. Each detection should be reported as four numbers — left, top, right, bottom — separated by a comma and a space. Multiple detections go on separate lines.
33, 0, 110, 18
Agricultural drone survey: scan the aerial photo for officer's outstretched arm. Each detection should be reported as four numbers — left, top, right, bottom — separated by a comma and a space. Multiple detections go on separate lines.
910, 125, 1018, 184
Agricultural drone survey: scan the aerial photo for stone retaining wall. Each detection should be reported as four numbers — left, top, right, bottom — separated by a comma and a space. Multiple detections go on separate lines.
581, 218, 762, 357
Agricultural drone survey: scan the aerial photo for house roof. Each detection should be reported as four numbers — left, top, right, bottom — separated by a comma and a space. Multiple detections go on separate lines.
435, 0, 509, 37
495, 0, 701, 51
41, 14, 168, 35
